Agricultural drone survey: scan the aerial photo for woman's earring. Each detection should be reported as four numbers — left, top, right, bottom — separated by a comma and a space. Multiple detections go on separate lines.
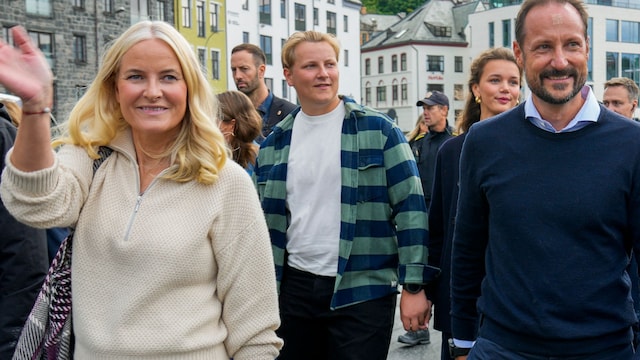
475, 96, 481, 104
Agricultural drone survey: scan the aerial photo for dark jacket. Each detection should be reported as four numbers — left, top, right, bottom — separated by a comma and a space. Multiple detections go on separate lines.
262, 95, 297, 139
0, 103, 48, 358
415, 127, 453, 208
425, 134, 465, 334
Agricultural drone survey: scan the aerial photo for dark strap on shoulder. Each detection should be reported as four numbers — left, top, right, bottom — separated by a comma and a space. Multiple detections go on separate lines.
93, 146, 113, 174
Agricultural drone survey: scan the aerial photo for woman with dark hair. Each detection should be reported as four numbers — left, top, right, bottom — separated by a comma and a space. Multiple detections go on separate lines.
217, 90, 262, 175
426, 47, 521, 360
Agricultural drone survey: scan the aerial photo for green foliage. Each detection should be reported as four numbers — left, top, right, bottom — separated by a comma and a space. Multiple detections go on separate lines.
362, 0, 426, 15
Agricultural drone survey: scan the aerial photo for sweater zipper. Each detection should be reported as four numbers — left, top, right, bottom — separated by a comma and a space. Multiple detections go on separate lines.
123, 174, 161, 241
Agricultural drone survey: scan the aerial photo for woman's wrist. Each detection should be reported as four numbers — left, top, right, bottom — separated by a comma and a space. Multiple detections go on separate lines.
22, 106, 52, 116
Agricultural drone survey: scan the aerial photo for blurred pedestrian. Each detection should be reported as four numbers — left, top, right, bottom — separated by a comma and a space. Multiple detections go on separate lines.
603, 77, 638, 120
0, 99, 48, 359
216, 90, 261, 175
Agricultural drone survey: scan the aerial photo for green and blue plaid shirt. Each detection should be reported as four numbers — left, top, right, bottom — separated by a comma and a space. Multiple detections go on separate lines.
254, 97, 439, 309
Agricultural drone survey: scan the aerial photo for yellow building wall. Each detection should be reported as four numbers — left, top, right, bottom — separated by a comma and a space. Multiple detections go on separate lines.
174, 0, 228, 94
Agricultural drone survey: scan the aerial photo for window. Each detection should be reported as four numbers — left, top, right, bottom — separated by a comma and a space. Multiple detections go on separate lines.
365, 85, 372, 105
392, 55, 398, 72
198, 48, 206, 68
328, 0, 334, 4
313, 8, 319, 26
365, 58, 371, 75
426, 23, 451, 37
280, 0, 286, 18
607, 52, 618, 79
327, 12, 337, 35
607, 19, 619, 42
400, 53, 407, 71
73, 0, 84, 8
156, 1, 166, 22
378, 56, 384, 74
392, 84, 398, 102
197, 1, 205, 37
282, 80, 288, 99
73, 35, 86, 63
2, 27, 13, 44
489, 22, 495, 48
242, 0, 248, 10
27, 0, 52, 15
344, 15, 348, 32
502, 19, 511, 47
265, 78, 273, 91
209, 2, 219, 32
211, 50, 220, 80
427, 55, 444, 72
181, 0, 191, 28
622, 53, 640, 84
243, 32, 249, 43
621, 21, 640, 43
295, 3, 306, 31
455, 56, 463, 73
344, 49, 349, 67
29, 31, 54, 69
104, 0, 113, 12
376, 85, 386, 104
260, 0, 272, 25
454, 84, 464, 101
588, 17, 593, 82
401, 83, 408, 101
260, 35, 273, 65
427, 84, 444, 93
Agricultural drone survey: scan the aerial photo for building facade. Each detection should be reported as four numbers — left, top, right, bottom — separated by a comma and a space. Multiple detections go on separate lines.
467, 0, 640, 119
225, 0, 362, 105
361, 0, 483, 131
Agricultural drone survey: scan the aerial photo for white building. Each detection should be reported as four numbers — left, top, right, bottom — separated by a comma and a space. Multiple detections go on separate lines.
225, 0, 362, 105
361, 0, 484, 131
468, 0, 640, 118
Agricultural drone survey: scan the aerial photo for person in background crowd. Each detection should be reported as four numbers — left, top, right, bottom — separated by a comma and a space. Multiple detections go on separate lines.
0, 99, 48, 359
0, 22, 281, 359
1, 98, 71, 261
406, 114, 428, 160
414, 91, 453, 209
603, 76, 638, 120
230, 43, 297, 143
397, 91, 453, 347
254, 30, 438, 360
426, 47, 521, 360
216, 90, 262, 175
602, 76, 640, 348
450, 0, 640, 358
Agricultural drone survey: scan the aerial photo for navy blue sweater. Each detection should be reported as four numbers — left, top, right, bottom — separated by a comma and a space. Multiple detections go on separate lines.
451, 103, 640, 356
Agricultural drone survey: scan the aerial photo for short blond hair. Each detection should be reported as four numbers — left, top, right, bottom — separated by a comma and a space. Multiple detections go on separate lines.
604, 77, 640, 103
281, 31, 340, 69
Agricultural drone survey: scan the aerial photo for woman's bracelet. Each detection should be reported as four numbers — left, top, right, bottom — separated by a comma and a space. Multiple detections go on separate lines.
22, 107, 52, 116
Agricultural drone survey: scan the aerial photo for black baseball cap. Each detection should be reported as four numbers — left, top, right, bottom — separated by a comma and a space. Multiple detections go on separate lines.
416, 91, 449, 107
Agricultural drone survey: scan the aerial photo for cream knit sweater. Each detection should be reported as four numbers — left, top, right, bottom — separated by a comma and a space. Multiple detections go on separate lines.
0, 130, 282, 359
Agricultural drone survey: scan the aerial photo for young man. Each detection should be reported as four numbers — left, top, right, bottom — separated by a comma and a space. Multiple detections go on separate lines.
254, 31, 439, 360
230, 44, 296, 142
450, 0, 640, 359
603, 76, 639, 120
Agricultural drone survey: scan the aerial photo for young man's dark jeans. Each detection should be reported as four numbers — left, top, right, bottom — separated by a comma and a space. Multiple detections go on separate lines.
277, 265, 396, 360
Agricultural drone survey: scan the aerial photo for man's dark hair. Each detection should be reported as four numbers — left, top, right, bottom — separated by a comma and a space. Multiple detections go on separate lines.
231, 43, 267, 67
515, 0, 589, 46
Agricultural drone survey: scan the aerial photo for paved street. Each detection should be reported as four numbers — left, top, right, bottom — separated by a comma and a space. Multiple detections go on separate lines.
387, 294, 442, 360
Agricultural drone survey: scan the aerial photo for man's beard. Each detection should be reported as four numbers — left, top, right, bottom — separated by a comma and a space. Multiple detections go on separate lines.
527, 67, 586, 105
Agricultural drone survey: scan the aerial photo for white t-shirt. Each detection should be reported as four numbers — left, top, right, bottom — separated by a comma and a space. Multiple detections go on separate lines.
285, 102, 345, 277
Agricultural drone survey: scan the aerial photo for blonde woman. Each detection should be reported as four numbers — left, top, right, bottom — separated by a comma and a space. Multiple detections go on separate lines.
0, 22, 281, 359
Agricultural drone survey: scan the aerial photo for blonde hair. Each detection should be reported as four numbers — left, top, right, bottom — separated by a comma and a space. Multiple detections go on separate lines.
1, 100, 21, 127
281, 31, 340, 69
406, 114, 425, 142
52, 21, 227, 185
